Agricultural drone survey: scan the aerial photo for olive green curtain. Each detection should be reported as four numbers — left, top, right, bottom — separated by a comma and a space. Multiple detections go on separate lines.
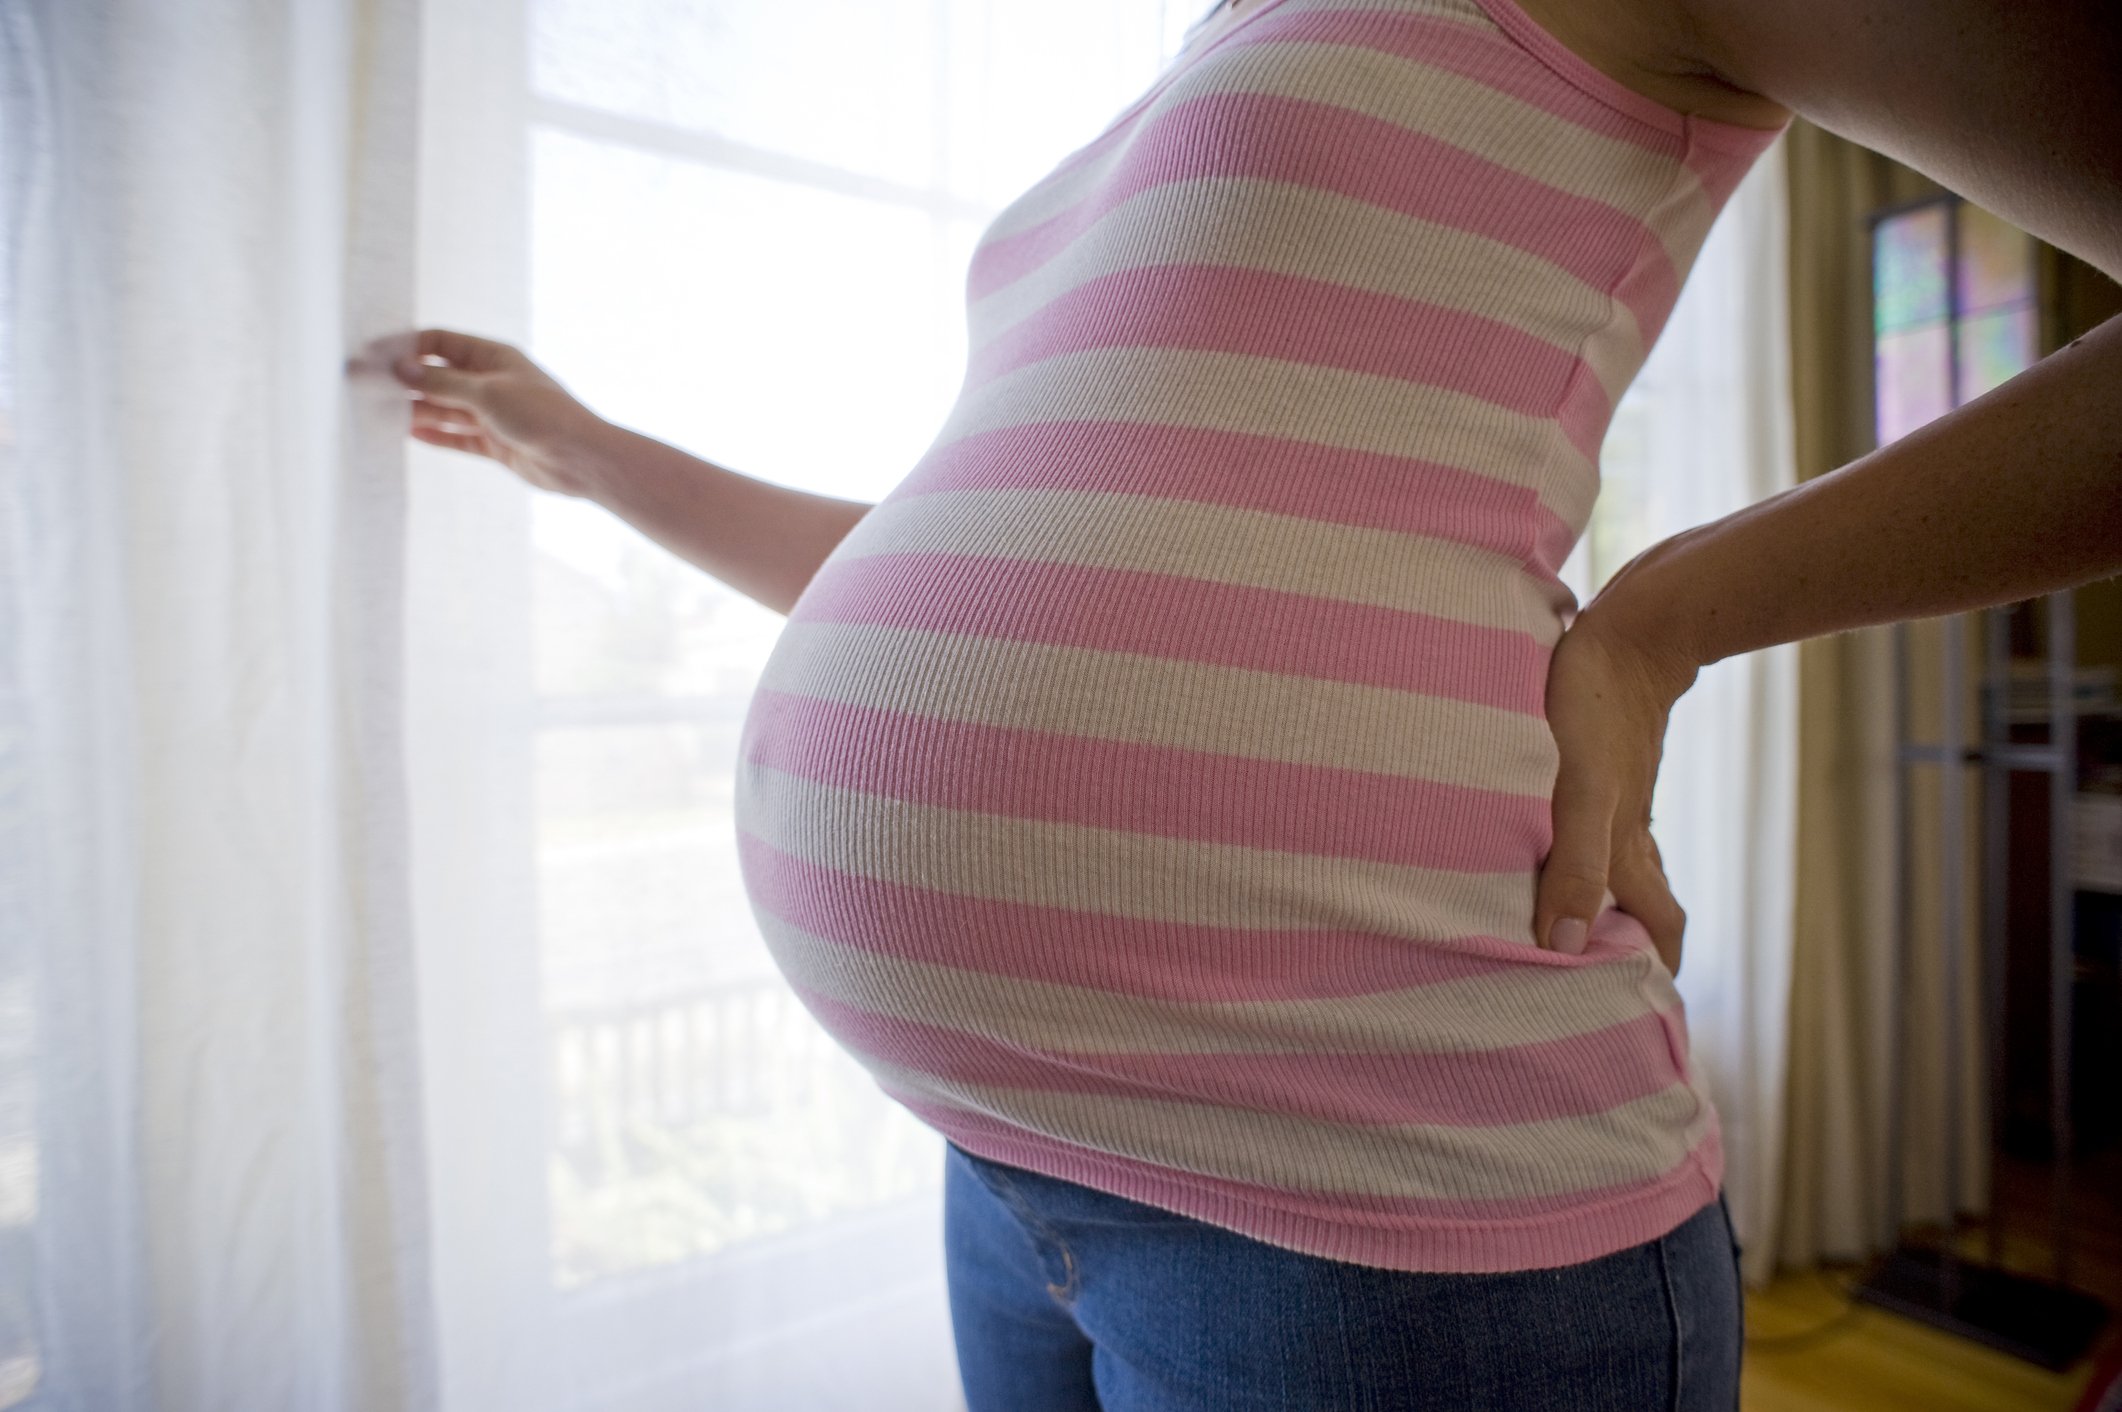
1778, 119, 1991, 1271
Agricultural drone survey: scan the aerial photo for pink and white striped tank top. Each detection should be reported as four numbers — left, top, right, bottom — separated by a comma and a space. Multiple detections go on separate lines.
735, 0, 1788, 1272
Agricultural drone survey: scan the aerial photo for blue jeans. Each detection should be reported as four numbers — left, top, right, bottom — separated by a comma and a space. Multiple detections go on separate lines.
943, 1141, 1744, 1411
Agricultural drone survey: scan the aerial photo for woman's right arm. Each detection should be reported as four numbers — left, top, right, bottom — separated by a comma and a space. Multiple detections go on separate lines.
392, 328, 873, 616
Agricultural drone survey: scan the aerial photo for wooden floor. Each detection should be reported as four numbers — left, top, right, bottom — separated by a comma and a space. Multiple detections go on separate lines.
1741, 1146, 2122, 1410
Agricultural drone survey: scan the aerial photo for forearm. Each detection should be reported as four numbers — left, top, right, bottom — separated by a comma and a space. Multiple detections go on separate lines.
1591, 311, 2122, 683
573, 421, 873, 616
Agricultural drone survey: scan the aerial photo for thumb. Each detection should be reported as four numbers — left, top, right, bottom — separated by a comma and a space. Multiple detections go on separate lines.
1536, 771, 1614, 955
394, 355, 482, 409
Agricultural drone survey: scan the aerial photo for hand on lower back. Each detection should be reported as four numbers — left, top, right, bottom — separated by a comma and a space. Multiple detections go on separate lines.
391, 327, 607, 497
1533, 609, 1695, 978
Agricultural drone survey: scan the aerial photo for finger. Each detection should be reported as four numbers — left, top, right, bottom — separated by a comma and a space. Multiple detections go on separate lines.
410, 397, 479, 432
1609, 834, 1686, 978
1536, 770, 1616, 954
415, 327, 513, 372
409, 423, 491, 457
394, 356, 481, 406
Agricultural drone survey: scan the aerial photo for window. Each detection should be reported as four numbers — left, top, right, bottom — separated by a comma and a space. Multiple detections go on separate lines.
505, 0, 1211, 1353
1872, 194, 2038, 446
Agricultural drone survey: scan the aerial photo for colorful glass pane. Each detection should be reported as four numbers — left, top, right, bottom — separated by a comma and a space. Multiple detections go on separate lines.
1956, 201, 2035, 315
1955, 306, 2038, 403
1873, 204, 1950, 335
1876, 322, 1952, 444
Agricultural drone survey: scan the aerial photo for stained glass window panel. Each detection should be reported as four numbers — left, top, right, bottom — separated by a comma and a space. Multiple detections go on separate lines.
1955, 305, 2038, 404
1875, 322, 1952, 445
1871, 196, 2040, 443
1874, 204, 1950, 335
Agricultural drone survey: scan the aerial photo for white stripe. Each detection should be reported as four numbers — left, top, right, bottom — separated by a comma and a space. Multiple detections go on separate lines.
967, 176, 1647, 405
736, 761, 1538, 936
840, 486, 1548, 629
928, 344, 1600, 529
759, 908, 1676, 1055
757, 619, 1564, 790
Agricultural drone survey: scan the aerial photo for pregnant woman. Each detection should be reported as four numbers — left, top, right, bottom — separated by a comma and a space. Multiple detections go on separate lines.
393, 0, 2122, 1405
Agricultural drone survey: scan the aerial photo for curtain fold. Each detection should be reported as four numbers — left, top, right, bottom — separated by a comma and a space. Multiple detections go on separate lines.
401, 0, 547, 1402
1, 1, 435, 1407
1777, 117, 1991, 1271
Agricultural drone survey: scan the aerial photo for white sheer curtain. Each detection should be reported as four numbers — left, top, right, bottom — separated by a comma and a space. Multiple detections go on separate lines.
0, 0, 434, 1408
1566, 136, 1801, 1290
1, 1, 1799, 1407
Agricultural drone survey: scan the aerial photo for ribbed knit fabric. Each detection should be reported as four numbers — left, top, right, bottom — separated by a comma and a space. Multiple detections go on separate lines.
733, 0, 1789, 1273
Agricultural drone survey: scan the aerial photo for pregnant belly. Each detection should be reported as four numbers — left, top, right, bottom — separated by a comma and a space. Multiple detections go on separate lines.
728, 520, 1704, 1196
731, 654, 1691, 1166
729, 497, 1659, 996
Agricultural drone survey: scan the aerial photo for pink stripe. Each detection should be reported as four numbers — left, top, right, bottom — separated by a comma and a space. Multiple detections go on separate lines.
789, 552, 1551, 712
900, 1087, 1721, 1231
805, 988, 1682, 1127
966, 94, 1679, 334
734, 829, 1643, 1001
1554, 361, 1615, 460
742, 687, 1547, 869
1230, 6, 1683, 157
1614, 241, 1682, 350
894, 420, 1544, 565
966, 265, 1607, 454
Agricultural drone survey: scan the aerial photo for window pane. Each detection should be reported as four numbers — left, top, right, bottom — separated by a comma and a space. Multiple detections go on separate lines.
531, 126, 958, 502
537, 718, 938, 1288
1955, 200, 2035, 316
536, 721, 753, 1012
519, 0, 1184, 1346
1875, 322, 1952, 445
531, 510, 782, 699
941, 0, 1173, 208
526, 122, 975, 1292
1873, 203, 1949, 335
532, 0, 942, 188
1955, 305, 2037, 404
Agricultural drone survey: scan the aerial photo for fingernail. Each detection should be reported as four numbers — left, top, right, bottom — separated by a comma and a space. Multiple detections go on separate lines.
1550, 917, 1589, 954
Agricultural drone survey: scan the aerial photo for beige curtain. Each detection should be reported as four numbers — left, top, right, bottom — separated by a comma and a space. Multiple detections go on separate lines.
1777, 120, 1993, 1270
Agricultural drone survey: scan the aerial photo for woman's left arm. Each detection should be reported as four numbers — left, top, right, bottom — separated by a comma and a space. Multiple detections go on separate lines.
1534, 0, 2121, 967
